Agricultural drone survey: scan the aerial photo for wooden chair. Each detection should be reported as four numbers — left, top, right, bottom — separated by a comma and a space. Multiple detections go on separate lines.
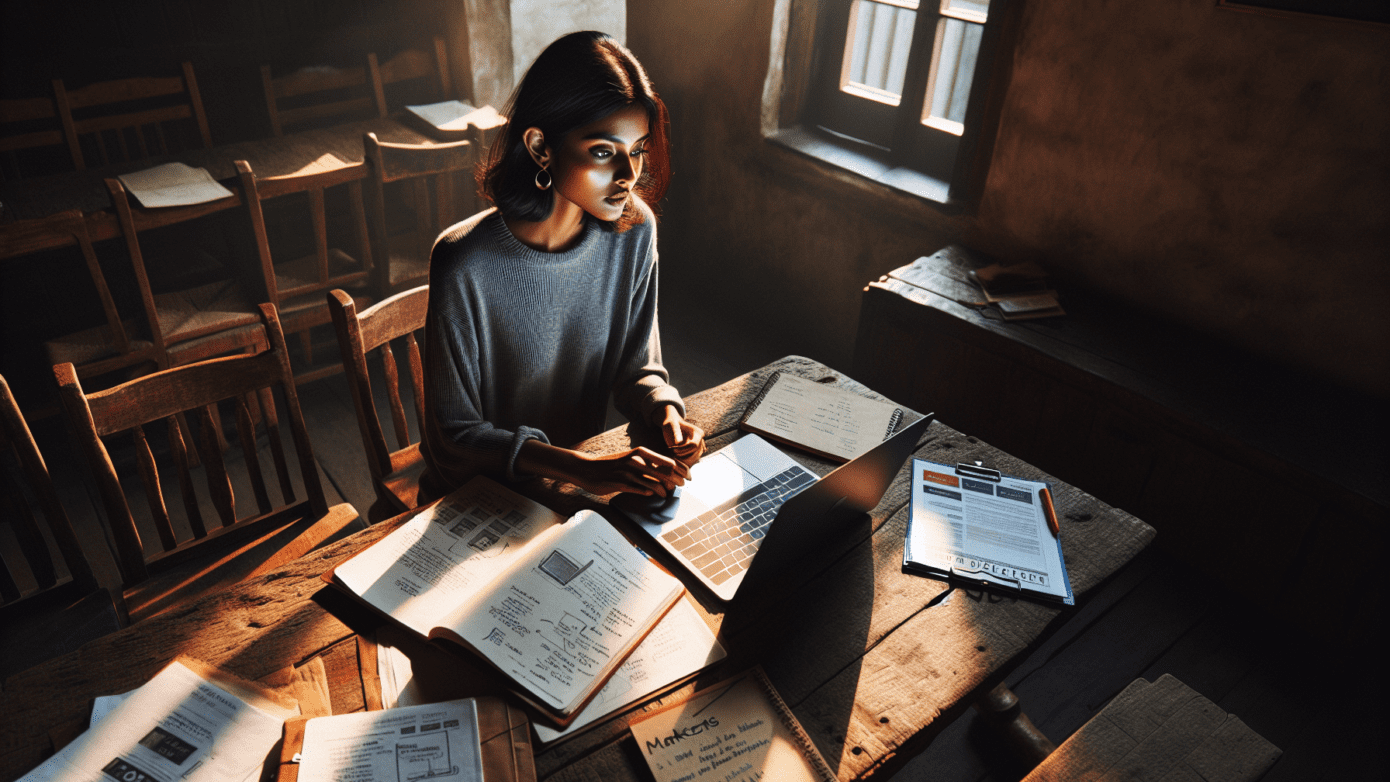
328, 286, 427, 522
261, 60, 376, 137
363, 131, 477, 297
1, 374, 123, 678
1, 210, 161, 381
235, 159, 375, 383
55, 304, 361, 623
104, 177, 265, 370
0, 94, 70, 181
369, 37, 455, 116
54, 61, 213, 170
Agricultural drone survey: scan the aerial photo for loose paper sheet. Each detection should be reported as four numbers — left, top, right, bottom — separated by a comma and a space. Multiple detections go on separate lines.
532, 597, 727, 744
297, 700, 483, 782
117, 163, 234, 208
629, 670, 832, 782
405, 101, 505, 132
743, 372, 902, 461
20, 661, 290, 782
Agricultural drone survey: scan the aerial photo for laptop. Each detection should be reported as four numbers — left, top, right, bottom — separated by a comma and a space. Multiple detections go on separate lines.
612, 412, 934, 602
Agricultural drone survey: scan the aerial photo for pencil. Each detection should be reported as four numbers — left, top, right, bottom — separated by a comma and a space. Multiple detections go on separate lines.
1039, 487, 1060, 537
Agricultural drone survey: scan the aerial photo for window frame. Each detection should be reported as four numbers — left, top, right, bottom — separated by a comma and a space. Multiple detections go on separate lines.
766, 0, 1019, 210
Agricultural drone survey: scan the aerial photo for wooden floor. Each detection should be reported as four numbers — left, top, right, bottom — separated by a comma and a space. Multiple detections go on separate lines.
4, 295, 1384, 781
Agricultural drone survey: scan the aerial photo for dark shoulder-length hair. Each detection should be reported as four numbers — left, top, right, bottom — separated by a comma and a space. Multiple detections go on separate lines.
477, 31, 670, 232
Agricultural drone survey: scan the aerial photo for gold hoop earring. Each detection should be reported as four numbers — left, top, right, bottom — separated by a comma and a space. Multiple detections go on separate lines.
534, 166, 552, 190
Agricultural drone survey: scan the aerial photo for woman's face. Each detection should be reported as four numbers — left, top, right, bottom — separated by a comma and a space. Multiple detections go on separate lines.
548, 105, 650, 223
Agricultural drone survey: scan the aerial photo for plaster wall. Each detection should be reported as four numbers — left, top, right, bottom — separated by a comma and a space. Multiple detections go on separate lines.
627, 0, 1390, 395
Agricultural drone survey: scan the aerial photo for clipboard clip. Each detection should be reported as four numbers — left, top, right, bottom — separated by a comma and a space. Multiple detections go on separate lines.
955, 462, 1002, 482
949, 561, 1022, 591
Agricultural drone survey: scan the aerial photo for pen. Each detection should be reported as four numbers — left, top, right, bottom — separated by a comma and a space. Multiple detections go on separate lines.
1039, 487, 1060, 537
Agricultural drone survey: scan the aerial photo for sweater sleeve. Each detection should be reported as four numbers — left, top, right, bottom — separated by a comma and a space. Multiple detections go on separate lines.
611, 215, 685, 426
421, 245, 548, 487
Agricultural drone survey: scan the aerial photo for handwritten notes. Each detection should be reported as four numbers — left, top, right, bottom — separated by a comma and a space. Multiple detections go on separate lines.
740, 372, 903, 462
629, 669, 833, 782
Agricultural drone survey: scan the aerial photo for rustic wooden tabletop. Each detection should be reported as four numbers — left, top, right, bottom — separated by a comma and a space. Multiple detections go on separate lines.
0, 356, 1155, 782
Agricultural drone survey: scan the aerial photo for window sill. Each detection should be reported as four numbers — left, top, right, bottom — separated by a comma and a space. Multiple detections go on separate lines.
765, 126, 961, 213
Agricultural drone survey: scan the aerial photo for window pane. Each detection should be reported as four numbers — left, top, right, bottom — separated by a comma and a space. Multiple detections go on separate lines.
843, 0, 918, 105
923, 17, 983, 132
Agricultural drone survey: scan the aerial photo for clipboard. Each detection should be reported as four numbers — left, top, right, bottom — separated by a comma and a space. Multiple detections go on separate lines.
903, 460, 1075, 605
275, 696, 536, 782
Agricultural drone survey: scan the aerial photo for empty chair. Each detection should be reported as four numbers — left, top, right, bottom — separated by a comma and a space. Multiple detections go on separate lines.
261, 59, 376, 136
1, 374, 122, 677
54, 61, 213, 170
104, 177, 264, 370
328, 286, 427, 522
55, 304, 361, 622
369, 37, 455, 116
0, 93, 70, 181
235, 158, 375, 382
1, 210, 161, 382
363, 131, 477, 297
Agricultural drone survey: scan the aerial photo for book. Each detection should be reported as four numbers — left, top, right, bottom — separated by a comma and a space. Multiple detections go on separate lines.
969, 261, 1065, 320
739, 371, 904, 462
628, 667, 835, 782
20, 658, 296, 782
903, 459, 1074, 604
278, 697, 535, 782
326, 476, 686, 726
403, 101, 507, 140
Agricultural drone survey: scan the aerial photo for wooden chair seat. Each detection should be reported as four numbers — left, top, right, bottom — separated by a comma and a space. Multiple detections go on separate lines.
273, 247, 368, 302
44, 320, 156, 372
329, 286, 427, 522
152, 278, 262, 344
56, 304, 362, 623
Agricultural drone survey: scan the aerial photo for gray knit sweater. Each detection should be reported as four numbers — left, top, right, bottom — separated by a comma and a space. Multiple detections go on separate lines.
419, 204, 684, 498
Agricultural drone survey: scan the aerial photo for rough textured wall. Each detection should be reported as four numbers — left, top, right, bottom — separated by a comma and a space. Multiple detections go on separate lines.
971, 0, 1390, 395
629, 0, 1388, 394
627, 2, 960, 372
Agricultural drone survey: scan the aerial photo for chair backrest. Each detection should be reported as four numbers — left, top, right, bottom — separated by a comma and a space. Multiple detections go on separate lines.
4, 209, 159, 378
261, 61, 376, 137
0, 374, 97, 608
55, 304, 326, 588
362, 131, 476, 296
0, 94, 70, 181
54, 61, 213, 170
235, 159, 373, 310
369, 37, 454, 116
103, 176, 255, 359
328, 286, 427, 515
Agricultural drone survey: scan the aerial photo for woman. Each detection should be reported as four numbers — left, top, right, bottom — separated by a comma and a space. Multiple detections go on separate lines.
418, 31, 704, 504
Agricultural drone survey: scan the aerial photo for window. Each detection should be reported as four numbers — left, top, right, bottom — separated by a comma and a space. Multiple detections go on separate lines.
771, 0, 1010, 203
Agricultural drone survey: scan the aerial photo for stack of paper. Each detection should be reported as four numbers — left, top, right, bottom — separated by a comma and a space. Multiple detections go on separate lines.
970, 261, 1065, 320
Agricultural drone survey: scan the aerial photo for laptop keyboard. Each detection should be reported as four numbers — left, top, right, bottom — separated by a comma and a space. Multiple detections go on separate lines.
662, 466, 816, 585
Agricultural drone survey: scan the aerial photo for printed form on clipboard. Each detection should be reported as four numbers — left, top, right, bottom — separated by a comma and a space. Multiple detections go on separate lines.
904, 459, 1074, 605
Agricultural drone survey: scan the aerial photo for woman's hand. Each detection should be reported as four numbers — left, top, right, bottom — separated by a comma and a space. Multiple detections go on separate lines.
517, 440, 690, 496
657, 405, 706, 467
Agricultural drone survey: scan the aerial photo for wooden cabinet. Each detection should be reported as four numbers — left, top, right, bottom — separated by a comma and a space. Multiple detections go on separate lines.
853, 246, 1388, 642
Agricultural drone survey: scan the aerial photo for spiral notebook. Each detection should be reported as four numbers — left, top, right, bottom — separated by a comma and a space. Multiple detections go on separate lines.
739, 371, 904, 462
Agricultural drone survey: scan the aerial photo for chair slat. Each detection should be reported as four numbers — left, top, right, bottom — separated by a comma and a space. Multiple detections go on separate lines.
380, 341, 410, 451
168, 416, 206, 538
1, 469, 57, 589
406, 333, 426, 437
237, 396, 272, 515
197, 404, 236, 528
132, 425, 177, 551
258, 387, 295, 504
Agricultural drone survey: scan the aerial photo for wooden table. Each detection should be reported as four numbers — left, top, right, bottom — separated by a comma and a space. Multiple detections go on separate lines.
0, 116, 446, 254
0, 357, 1155, 782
